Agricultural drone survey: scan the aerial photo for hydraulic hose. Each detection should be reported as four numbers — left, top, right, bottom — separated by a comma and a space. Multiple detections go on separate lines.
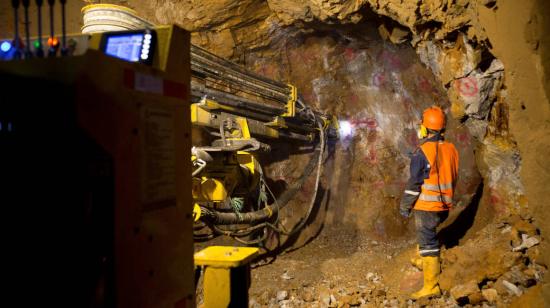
198, 118, 326, 238
202, 205, 278, 225
276, 120, 325, 236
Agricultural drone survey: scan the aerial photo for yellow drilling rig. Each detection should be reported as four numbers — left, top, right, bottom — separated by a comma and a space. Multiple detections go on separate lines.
189, 43, 337, 246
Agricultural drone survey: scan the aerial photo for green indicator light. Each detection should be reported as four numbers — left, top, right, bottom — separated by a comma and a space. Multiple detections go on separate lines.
34, 40, 41, 49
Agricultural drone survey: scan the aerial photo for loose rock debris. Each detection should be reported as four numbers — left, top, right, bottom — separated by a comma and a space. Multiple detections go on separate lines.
248, 215, 545, 307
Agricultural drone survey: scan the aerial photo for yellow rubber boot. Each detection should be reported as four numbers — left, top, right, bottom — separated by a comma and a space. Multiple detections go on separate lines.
411, 256, 441, 299
410, 245, 423, 270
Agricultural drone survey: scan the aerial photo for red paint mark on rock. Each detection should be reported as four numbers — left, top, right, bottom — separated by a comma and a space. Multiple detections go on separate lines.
365, 148, 378, 164
351, 117, 378, 129
417, 75, 434, 93
489, 188, 508, 216
372, 180, 385, 189
366, 118, 378, 129
490, 189, 501, 205
372, 72, 387, 87
349, 93, 360, 106
455, 77, 479, 97
379, 50, 403, 70
344, 47, 357, 61
298, 51, 316, 64
456, 132, 471, 146
302, 90, 316, 104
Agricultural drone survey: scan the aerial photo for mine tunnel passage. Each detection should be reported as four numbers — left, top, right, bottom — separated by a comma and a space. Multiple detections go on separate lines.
194, 23, 485, 304
226, 20, 542, 305
2, 0, 548, 306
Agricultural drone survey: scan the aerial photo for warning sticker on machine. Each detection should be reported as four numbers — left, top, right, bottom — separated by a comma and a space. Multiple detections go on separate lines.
123, 69, 187, 99
141, 104, 177, 211
135, 72, 163, 94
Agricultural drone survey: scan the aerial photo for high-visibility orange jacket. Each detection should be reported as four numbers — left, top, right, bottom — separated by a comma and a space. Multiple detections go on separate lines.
413, 140, 459, 211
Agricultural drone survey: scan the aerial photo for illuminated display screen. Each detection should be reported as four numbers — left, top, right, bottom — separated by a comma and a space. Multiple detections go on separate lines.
104, 34, 144, 62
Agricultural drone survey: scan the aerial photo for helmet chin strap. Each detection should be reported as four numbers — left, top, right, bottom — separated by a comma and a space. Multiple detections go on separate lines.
418, 125, 445, 142
418, 124, 428, 139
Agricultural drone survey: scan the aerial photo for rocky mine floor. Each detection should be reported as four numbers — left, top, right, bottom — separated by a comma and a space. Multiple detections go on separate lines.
242, 215, 545, 307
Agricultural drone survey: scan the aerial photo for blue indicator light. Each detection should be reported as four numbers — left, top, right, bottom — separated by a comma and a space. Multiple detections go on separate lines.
1, 41, 12, 52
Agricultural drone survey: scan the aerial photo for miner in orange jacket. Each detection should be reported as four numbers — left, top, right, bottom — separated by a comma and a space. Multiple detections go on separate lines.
399, 106, 459, 299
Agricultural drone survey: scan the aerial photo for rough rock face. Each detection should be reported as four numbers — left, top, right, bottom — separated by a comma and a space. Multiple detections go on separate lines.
368, 0, 487, 41
266, 0, 488, 43
152, 0, 274, 57
267, 0, 368, 25
247, 29, 480, 243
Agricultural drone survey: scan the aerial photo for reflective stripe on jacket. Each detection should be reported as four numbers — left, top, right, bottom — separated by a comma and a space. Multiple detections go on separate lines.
413, 140, 459, 211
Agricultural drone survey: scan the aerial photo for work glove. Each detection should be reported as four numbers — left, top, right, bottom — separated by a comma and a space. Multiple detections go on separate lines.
399, 205, 411, 218
399, 192, 418, 218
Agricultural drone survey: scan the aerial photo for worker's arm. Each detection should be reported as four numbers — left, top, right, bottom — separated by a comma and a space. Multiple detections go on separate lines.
399, 150, 429, 217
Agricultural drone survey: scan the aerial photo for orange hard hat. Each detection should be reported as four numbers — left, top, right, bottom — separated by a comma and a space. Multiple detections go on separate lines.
422, 106, 445, 131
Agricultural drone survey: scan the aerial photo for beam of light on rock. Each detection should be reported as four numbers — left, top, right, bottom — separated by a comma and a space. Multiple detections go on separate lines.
339, 120, 353, 139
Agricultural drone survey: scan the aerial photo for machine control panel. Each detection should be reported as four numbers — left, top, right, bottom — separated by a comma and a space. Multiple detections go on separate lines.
100, 30, 156, 65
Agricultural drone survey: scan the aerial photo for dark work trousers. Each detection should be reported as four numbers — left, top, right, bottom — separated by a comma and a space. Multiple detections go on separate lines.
414, 210, 449, 257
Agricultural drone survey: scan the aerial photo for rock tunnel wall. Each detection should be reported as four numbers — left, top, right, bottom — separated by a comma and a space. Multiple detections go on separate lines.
245, 28, 481, 243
